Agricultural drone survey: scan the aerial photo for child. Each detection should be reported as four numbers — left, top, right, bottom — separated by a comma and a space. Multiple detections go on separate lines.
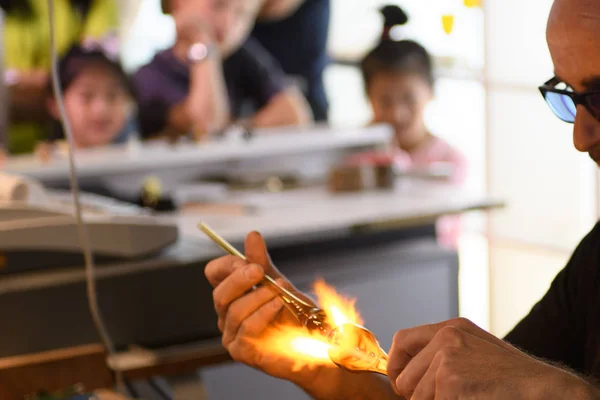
355, 5, 468, 247
1, 0, 119, 155
356, 5, 467, 182
39, 45, 136, 154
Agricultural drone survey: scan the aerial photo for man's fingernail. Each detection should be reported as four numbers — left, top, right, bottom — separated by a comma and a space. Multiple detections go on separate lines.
245, 264, 261, 279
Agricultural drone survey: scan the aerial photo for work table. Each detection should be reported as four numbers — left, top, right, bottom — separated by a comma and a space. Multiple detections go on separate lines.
0, 124, 504, 399
0, 179, 502, 294
2, 125, 392, 182
177, 179, 500, 247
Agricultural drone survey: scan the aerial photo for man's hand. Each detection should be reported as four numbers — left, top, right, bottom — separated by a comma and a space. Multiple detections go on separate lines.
205, 231, 399, 400
205, 232, 322, 380
250, 87, 313, 128
173, 3, 215, 47
388, 318, 599, 399
169, 2, 230, 137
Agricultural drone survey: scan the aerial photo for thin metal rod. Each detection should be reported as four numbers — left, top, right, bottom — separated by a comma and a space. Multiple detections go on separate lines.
198, 223, 312, 306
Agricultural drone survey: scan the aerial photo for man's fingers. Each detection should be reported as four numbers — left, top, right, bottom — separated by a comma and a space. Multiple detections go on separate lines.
395, 326, 465, 398
409, 351, 441, 400
212, 263, 265, 320
221, 286, 277, 347
388, 323, 440, 382
388, 318, 500, 383
245, 231, 274, 274
238, 297, 285, 338
205, 255, 246, 287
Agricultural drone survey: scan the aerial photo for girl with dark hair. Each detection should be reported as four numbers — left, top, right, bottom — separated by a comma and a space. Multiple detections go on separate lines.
37, 45, 136, 154
2, 0, 119, 154
355, 5, 468, 248
359, 5, 466, 181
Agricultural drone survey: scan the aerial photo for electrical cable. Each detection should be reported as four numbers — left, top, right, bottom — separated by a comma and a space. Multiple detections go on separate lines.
46, 0, 124, 392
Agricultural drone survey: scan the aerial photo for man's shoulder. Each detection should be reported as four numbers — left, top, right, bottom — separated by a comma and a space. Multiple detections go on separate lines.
132, 49, 184, 97
569, 221, 600, 273
582, 221, 600, 244
225, 38, 285, 83
133, 50, 176, 79
231, 38, 277, 64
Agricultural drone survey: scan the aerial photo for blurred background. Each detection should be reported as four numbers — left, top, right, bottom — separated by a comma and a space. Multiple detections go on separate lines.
0, 0, 598, 398
115, 0, 597, 338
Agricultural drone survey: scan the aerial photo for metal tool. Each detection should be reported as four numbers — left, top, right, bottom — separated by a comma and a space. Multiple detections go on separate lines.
198, 223, 331, 334
198, 222, 389, 376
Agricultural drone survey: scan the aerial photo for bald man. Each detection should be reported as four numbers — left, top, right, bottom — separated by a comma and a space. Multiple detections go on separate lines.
205, 0, 600, 398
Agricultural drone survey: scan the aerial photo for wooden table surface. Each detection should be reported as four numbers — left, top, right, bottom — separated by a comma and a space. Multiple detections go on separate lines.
0, 341, 230, 399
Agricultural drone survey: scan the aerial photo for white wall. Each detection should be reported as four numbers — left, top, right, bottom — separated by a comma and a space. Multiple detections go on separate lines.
484, 0, 598, 336
120, 0, 175, 72
326, 0, 488, 328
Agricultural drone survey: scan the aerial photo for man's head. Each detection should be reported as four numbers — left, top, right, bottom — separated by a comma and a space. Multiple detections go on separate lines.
547, 0, 600, 164
168, 0, 262, 56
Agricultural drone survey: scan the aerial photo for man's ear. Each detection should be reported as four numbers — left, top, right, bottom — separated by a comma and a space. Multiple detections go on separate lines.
47, 97, 59, 119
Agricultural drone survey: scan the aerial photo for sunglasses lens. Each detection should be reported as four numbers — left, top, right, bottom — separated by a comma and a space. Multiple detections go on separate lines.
543, 91, 576, 123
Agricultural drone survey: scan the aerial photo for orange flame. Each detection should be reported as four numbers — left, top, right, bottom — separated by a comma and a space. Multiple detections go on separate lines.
314, 279, 363, 328
252, 279, 363, 371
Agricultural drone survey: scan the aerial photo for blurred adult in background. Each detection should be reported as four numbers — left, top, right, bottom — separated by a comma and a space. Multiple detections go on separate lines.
252, 0, 330, 122
134, 0, 312, 141
1, 0, 119, 154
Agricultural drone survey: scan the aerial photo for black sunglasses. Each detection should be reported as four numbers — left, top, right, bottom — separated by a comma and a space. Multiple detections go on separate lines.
539, 77, 600, 124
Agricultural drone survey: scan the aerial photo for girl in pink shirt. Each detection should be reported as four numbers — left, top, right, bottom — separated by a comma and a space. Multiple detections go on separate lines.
352, 5, 468, 247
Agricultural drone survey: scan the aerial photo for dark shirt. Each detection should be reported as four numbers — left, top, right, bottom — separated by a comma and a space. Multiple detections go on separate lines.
133, 38, 287, 138
251, 0, 330, 121
504, 222, 600, 378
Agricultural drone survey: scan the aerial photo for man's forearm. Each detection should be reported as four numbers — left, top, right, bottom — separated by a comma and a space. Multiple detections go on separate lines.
251, 88, 312, 128
186, 55, 230, 138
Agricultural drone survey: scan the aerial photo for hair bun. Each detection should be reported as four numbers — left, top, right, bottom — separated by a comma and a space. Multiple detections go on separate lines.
380, 5, 409, 28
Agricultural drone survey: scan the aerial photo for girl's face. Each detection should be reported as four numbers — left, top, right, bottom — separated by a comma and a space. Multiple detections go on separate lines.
59, 66, 129, 148
367, 72, 433, 151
